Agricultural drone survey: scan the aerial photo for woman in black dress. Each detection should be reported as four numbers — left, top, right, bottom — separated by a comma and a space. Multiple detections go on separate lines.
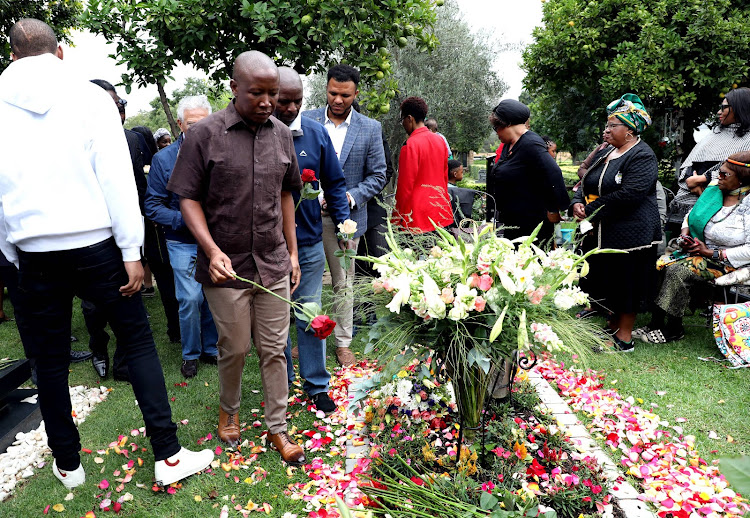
486, 100, 569, 243
570, 93, 662, 352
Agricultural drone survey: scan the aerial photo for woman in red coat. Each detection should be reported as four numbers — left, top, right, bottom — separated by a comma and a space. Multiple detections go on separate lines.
394, 96, 453, 233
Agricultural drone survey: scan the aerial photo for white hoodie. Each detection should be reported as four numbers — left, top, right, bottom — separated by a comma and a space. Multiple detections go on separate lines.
0, 53, 142, 266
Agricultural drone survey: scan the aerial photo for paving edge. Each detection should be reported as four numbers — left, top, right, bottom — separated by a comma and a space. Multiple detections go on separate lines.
342, 372, 656, 518
528, 370, 657, 518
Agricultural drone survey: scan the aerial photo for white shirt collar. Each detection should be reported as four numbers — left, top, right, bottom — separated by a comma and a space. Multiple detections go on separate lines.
324, 106, 353, 127
289, 113, 303, 137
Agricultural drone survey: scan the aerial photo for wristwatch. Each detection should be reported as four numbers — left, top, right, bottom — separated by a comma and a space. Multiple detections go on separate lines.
712, 249, 720, 260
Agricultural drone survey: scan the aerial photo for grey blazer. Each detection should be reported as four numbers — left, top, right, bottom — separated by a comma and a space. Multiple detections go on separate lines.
302, 107, 387, 239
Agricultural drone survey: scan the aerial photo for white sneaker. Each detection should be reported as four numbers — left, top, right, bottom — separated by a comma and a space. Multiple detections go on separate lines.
52, 459, 85, 489
154, 447, 213, 487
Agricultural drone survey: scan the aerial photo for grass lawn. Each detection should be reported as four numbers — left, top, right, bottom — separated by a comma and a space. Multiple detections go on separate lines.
554, 311, 749, 463
0, 281, 747, 516
0, 290, 363, 517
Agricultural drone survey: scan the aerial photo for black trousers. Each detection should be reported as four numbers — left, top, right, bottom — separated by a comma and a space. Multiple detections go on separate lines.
15, 238, 179, 469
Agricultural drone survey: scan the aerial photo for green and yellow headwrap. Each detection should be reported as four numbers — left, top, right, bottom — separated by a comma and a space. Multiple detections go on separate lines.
606, 93, 652, 134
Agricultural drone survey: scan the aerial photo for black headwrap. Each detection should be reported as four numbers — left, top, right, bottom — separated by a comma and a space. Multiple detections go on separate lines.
492, 100, 530, 126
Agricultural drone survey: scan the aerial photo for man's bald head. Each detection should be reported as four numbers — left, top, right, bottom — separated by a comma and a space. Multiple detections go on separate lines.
232, 51, 277, 80
278, 67, 303, 90
9, 18, 58, 59
230, 51, 279, 128
274, 67, 304, 126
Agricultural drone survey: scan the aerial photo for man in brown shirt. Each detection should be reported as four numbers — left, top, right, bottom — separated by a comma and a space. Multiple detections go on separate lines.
168, 51, 304, 465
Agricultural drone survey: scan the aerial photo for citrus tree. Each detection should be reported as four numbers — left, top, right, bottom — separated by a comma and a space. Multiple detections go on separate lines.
522, 0, 750, 157
308, 0, 504, 156
1, 0, 82, 74
83, 0, 443, 130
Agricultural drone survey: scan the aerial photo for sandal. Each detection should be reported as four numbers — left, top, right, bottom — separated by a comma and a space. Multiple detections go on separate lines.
576, 308, 598, 319
631, 325, 652, 339
641, 328, 684, 344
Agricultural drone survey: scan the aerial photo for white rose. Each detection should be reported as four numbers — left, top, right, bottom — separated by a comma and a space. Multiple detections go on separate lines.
337, 219, 358, 235
448, 302, 468, 321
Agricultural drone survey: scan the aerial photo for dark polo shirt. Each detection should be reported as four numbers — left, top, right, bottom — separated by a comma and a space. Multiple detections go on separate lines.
168, 101, 302, 288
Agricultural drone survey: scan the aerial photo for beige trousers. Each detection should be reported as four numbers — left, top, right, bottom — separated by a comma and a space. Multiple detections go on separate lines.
204, 277, 290, 434
322, 217, 360, 348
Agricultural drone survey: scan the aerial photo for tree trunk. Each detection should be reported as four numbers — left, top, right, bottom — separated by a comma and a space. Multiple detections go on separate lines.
157, 80, 179, 137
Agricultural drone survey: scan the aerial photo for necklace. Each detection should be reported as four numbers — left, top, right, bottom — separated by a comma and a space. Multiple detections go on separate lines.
711, 187, 750, 223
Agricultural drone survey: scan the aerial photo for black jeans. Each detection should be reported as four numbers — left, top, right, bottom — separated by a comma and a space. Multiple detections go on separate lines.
144, 220, 180, 340
15, 238, 179, 470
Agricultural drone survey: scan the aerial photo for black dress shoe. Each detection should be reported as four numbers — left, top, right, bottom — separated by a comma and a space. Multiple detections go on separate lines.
70, 350, 92, 363
92, 355, 108, 378
181, 359, 198, 378
113, 368, 130, 382
199, 354, 218, 365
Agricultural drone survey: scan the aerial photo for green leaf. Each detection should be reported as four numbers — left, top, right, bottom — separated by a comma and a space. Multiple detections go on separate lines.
480, 491, 499, 510
719, 456, 750, 495
466, 347, 491, 374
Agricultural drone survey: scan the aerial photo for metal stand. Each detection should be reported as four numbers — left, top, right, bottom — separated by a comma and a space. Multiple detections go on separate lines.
453, 350, 539, 470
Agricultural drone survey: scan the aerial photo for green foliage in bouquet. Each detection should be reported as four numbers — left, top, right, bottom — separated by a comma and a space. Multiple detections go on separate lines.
352, 220, 620, 424
362, 454, 558, 518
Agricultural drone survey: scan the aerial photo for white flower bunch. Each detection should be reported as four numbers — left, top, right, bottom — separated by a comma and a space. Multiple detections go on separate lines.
530, 322, 565, 352
552, 286, 589, 311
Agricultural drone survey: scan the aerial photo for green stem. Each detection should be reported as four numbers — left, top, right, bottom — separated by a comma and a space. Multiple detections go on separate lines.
231, 273, 315, 320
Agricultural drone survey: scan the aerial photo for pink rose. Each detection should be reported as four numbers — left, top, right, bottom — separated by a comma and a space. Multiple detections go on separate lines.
440, 287, 454, 304
474, 296, 486, 312
478, 274, 493, 291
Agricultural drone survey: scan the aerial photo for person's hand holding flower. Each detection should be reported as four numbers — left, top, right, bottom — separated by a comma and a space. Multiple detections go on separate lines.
335, 219, 357, 269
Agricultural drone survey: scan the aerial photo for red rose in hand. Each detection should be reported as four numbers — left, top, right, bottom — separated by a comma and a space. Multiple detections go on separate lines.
301, 168, 317, 183
310, 315, 336, 339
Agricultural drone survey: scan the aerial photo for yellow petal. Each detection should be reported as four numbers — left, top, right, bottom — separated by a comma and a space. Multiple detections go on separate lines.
53, 504, 65, 512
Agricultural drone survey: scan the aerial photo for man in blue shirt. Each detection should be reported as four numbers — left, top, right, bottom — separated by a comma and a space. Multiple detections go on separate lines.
274, 67, 351, 414
145, 95, 219, 379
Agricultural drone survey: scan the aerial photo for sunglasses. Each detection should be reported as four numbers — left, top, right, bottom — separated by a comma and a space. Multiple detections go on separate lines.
719, 103, 731, 112
718, 170, 732, 178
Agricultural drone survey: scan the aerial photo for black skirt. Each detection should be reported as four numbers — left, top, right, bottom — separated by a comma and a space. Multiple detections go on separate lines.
579, 241, 657, 315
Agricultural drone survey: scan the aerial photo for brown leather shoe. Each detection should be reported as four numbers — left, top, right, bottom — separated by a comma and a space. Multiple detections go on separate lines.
269, 431, 305, 465
218, 408, 240, 447
335, 347, 356, 367
291, 346, 299, 359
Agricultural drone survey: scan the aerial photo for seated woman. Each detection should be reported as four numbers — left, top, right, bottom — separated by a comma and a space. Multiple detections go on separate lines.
639, 151, 750, 343
667, 88, 750, 226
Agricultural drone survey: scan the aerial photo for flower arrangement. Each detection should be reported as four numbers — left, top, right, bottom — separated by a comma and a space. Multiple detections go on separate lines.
357, 221, 614, 430
359, 364, 612, 518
